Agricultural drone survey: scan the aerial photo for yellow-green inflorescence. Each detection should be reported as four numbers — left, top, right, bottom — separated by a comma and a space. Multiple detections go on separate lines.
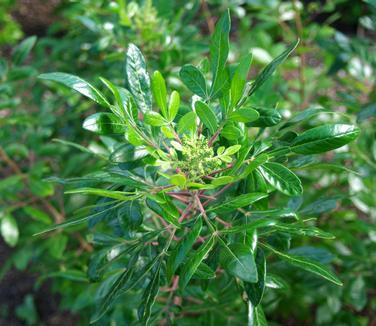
178, 136, 222, 180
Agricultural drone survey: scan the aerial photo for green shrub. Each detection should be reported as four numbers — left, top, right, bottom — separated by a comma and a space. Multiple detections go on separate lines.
38, 10, 360, 325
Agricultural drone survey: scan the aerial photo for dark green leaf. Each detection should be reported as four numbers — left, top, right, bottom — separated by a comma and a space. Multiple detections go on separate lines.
179, 236, 216, 289
245, 249, 266, 306
209, 193, 268, 213
83, 113, 126, 134
118, 200, 143, 230
258, 162, 302, 196
291, 124, 360, 154
220, 243, 258, 283
248, 40, 299, 97
247, 108, 282, 127
210, 10, 231, 98
38, 72, 110, 107
179, 65, 207, 98
138, 263, 161, 325
12, 36, 37, 65
167, 218, 202, 281
263, 244, 342, 286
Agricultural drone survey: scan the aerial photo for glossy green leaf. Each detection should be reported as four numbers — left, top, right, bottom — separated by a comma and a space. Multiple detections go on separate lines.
151, 71, 167, 117
230, 53, 252, 108
12, 36, 37, 65
167, 218, 202, 281
168, 91, 180, 121
247, 108, 282, 127
65, 188, 139, 201
138, 262, 161, 325
83, 113, 126, 134
125, 43, 152, 112
210, 10, 231, 98
179, 64, 207, 98
195, 100, 217, 134
249, 304, 268, 326
221, 218, 277, 234
259, 162, 302, 196
110, 144, 149, 163
209, 193, 268, 213
1, 214, 19, 247
291, 124, 360, 154
220, 243, 258, 283
90, 254, 140, 323
248, 40, 299, 97
118, 200, 143, 231
229, 107, 259, 123
237, 154, 269, 180
177, 111, 197, 135
263, 244, 343, 286
38, 72, 110, 107
245, 249, 266, 306
179, 236, 216, 289
144, 111, 167, 126
221, 123, 242, 140
145, 198, 180, 228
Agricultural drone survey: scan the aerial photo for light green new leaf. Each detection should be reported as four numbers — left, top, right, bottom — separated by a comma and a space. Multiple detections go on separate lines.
125, 43, 152, 112
168, 91, 180, 121
230, 53, 252, 108
179, 236, 216, 289
247, 40, 299, 97
179, 65, 207, 98
263, 244, 342, 286
151, 71, 167, 118
220, 243, 258, 283
144, 111, 167, 127
291, 124, 360, 154
38, 72, 110, 107
258, 162, 302, 196
177, 111, 197, 135
170, 174, 186, 188
195, 100, 217, 134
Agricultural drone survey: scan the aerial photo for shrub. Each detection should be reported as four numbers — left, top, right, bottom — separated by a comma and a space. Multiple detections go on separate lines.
38, 10, 360, 325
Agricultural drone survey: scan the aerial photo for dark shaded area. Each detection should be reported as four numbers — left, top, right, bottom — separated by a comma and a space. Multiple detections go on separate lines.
0, 239, 78, 326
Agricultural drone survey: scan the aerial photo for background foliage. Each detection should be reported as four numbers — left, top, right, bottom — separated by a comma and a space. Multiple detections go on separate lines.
0, 1, 375, 325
